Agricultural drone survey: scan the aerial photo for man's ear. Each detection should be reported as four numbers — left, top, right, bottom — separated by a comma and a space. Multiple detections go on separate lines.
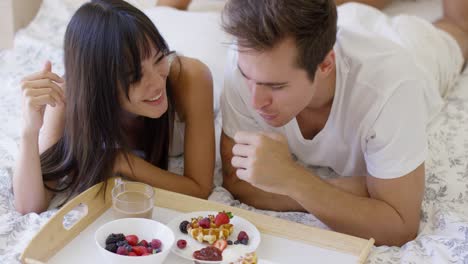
317, 50, 335, 76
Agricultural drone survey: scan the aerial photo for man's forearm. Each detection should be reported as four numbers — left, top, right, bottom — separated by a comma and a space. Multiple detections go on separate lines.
289, 168, 416, 246
223, 177, 305, 212
224, 174, 368, 212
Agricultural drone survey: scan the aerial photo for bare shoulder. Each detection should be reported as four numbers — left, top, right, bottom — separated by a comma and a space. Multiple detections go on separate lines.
169, 56, 213, 121
170, 56, 212, 89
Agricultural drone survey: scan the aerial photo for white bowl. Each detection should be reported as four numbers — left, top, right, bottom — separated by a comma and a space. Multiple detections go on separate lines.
95, 218, 175, 264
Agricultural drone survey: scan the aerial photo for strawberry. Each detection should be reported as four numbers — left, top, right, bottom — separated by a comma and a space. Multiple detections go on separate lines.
128, 252, 137, 256
213, 239, 228, 252
132, 246, 148, 256
214, 211, 233, 227
138, 239, 148, 247
125, 235, 139, 246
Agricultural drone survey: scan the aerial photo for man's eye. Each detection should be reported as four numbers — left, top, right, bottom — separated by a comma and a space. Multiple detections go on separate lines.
271, 85, 285, 90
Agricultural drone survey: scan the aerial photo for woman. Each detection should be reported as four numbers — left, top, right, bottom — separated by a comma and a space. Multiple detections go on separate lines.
157, 0, 392, 10
13, 0, 215, 214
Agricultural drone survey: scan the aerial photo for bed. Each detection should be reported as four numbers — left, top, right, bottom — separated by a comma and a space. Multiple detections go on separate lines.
1, 0, 468, 263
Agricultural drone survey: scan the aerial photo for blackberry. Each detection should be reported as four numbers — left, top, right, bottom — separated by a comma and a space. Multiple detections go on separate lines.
105, 233, 125, 245
227, 240, 233, 245
179, 220, 190, 234
105, 243, 118, 253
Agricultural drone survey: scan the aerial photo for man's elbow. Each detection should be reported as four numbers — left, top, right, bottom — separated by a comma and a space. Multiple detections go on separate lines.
378, 224, 419, 247
190, 188, 211, 200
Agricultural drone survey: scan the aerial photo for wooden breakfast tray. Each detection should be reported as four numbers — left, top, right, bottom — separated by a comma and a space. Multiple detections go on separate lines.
20, 178, 374, 263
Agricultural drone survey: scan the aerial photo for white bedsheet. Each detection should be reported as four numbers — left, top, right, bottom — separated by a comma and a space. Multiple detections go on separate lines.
1, 0, 468, 263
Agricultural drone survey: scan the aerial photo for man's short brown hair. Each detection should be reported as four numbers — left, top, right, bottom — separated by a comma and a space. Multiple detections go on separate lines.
222, 0, 337, 81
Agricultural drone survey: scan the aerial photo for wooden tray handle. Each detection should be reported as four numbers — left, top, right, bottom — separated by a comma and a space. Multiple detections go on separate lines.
21, 180, 115, 263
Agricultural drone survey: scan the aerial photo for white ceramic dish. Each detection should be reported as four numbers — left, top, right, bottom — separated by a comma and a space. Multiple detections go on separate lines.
167, 211, 261, 263
94, 218, 175, 264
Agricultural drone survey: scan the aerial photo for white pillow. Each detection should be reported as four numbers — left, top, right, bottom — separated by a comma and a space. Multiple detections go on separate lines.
145, 7, 231, 113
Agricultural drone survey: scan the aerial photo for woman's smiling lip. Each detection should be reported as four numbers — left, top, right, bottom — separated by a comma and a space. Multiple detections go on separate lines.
143, 90, 164, 105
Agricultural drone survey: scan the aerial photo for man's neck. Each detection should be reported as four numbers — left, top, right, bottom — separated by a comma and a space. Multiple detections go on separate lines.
296, 67, 336, 140
305, 66, 336, 111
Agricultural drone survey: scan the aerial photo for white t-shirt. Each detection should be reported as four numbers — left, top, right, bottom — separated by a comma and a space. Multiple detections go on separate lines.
221, 4, 458, 179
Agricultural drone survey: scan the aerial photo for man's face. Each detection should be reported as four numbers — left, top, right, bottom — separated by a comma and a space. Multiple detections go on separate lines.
237, 38, 317, 127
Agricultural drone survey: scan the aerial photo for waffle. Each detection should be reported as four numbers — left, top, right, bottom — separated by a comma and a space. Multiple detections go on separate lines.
230, 252, 258, 264
187, 215, 234, 244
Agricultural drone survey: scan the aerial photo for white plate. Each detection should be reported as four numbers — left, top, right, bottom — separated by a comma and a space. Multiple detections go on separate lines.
166, 211, 261, 263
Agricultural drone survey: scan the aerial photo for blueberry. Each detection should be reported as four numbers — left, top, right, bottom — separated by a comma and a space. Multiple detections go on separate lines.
179, 220, 190, 234
105, 243, 118, 253
227, 240, 233, 245
116, 240, 129, 247
234, 240, 240, 245
124, 244, 133, 252
240, 238, 249, 245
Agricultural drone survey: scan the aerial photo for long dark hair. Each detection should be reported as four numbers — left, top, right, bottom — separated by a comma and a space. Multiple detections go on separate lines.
40, 0, 174, 202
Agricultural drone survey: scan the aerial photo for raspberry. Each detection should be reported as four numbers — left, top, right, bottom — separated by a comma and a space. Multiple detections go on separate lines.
179, 220, 190, 234
128, 252, 137, 256
151, 239, 162, 249
237, 231, 249, 241
177, 239, 187, 249
105, 243, 118, 253
116, 246, 128, 255
198, 217, 211, 229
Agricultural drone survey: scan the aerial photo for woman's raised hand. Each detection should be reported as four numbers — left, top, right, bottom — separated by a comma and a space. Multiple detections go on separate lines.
20, 61, 65, 134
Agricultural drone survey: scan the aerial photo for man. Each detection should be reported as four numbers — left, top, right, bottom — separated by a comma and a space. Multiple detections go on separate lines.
220, 0, 468, 246
156, 0, 391, 10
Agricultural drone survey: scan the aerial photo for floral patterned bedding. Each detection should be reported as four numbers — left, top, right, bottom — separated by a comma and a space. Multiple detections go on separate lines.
1, 0, 468, 263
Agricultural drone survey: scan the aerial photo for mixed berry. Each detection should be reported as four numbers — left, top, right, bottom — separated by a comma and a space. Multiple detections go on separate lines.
236, 231, 250, 245
177, 211, 252, 261
104, 233, 163, 256
177, 239, 187, 249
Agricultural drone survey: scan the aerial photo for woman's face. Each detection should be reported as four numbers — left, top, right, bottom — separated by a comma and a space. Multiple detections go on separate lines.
120, 49, 171, 119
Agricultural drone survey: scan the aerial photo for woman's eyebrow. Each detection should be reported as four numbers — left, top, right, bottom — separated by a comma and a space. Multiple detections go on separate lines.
154, 51, 165, 63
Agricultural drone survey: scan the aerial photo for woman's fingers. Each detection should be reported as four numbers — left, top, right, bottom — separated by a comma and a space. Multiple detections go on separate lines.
27, 94, 58, 109
21, 71, 65, 84
21, 79, 65, 102
23, 88, 63, 107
